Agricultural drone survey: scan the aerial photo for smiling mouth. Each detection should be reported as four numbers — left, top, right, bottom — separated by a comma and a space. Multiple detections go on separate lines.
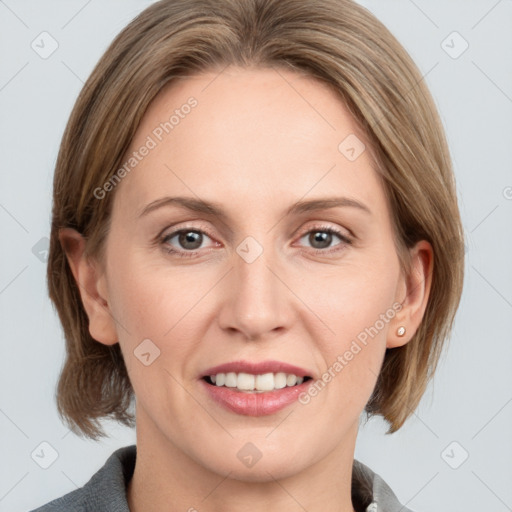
202, 372, 313, 393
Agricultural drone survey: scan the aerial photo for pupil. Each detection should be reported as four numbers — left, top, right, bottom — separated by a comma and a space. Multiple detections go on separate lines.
311, 231, 331, 249
179, 231, 202, 250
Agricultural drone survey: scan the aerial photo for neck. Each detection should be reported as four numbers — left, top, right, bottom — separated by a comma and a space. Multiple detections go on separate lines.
127, 407, 358, 512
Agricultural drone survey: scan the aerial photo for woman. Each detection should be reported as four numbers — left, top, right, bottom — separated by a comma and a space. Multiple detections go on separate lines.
31, 0, 464, 510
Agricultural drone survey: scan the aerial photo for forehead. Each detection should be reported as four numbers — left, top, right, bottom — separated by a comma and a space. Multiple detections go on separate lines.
112, 66, 386, 220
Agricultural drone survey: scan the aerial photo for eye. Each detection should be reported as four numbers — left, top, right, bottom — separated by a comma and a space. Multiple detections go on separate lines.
297, 225, 352, 255
158, 224, 352, 259
161, 228, 218, 257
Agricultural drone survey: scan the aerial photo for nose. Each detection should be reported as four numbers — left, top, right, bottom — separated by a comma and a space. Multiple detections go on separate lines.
217, 240, 294, 341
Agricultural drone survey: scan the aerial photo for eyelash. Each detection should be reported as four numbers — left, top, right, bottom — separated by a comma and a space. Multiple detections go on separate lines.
159, 224, 353, 259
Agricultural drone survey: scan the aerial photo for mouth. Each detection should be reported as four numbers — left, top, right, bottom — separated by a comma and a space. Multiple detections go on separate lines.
199, 360, 314, 416
202, 372, 313, 393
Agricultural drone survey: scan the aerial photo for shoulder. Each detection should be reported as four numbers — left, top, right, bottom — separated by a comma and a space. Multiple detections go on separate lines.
352, 459, 416, 512
29, 444, 136, 512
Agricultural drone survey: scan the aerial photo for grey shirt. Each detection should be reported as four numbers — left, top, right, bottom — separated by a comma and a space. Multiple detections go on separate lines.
29, 445, 414, 512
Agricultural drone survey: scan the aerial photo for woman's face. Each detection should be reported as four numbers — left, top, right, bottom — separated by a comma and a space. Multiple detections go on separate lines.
94, 66, 412, 480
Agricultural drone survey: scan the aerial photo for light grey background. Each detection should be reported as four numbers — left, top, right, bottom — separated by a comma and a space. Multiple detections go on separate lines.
1, 1, 511, 511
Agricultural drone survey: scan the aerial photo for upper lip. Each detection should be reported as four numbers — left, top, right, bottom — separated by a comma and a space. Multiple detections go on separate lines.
201, 360, 312, 379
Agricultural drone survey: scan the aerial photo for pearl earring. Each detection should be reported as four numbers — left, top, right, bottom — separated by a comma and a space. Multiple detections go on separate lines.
397, 326, 406, 337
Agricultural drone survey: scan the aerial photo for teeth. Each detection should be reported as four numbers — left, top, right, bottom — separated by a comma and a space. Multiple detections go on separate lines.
256, 373, 275, 391
210, 372, 306, 392
286, 374, 297, 386
225, 372, 237, 387
237, 373, 255, 390
274, 372, 287, 389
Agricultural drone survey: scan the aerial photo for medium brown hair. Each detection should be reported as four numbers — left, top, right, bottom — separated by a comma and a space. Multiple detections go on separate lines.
47, 0, 465, 439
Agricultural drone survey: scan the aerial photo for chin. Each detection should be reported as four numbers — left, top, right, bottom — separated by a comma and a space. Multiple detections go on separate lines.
195, 442, 314, 483
212, 459, 306, 483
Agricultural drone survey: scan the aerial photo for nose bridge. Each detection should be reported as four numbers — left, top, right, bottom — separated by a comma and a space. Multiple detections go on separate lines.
219, 234, 290, 339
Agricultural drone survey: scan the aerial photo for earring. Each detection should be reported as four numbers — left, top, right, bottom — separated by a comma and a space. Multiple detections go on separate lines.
397, 326, 406, 337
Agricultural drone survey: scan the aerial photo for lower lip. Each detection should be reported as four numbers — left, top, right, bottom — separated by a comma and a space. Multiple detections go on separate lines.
201, 379, 311, 416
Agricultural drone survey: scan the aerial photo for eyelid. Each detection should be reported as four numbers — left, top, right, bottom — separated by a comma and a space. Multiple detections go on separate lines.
295, 222, 353, 242
292, 224, 353, 258
157, 221, 351, 241
159, 224, 219, 248
156, 221, 216, 242
157, 220, 354, 256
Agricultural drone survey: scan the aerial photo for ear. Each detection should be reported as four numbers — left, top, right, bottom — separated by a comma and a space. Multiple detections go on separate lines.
387, 240, 433, 348
59, 228, 118, 346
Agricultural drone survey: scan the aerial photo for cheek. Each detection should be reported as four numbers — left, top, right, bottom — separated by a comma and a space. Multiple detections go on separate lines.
106, 254, 216, 368
105, 261, 202, 412
111, 272, 172, 339
305, 257, 399, 403
309, 257, 399, 344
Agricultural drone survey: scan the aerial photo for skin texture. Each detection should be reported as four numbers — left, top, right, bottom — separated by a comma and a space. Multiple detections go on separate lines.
61, 66, 432, 512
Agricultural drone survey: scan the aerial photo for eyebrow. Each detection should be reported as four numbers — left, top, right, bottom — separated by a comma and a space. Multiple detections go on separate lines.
138, 195, 372, 219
